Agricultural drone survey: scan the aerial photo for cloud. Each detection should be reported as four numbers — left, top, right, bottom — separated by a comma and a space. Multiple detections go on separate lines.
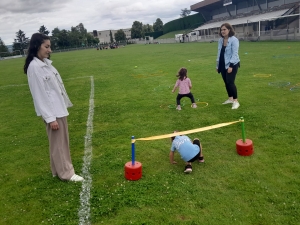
0, 0, 72, 13
0, 0, 201, 45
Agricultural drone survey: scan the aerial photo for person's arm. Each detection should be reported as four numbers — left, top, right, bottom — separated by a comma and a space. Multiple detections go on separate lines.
228, 37, 239, 73
172, 86, 177, 93
172, 80, 179, 93
27, 63, 57, 123
169, 151, 177, 164
216, 38, 222, 71
189, 78, 192, 89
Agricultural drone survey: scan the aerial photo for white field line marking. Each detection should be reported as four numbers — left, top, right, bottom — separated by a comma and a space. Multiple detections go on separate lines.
78, 76, 94, 225
0, 76, 92, 89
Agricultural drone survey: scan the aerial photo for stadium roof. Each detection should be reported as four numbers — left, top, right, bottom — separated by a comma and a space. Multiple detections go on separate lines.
194, 9, 288, 30
191, 0, 222, 12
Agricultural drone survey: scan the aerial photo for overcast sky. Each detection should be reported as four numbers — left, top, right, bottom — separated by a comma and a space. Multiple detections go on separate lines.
0, 0, 202, 45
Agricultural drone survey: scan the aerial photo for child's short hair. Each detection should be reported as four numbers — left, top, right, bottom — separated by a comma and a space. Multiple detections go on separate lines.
171, 130, 179, 141
176, 68, 187, 81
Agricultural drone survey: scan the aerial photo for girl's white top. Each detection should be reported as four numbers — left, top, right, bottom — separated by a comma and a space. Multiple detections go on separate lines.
27, 57, 73, 123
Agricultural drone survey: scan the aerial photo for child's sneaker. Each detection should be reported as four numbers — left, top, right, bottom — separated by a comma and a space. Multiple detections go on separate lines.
176, 105, 181, 110
192, 103, 197, 108
198, 156, 205, 163
184, 165, 192, 173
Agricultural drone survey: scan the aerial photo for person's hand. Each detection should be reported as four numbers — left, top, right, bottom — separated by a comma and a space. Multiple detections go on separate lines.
227, 67, 233, 73
216, 68, 218, 73
172, 90, 174, 93
50, 121, 59, 130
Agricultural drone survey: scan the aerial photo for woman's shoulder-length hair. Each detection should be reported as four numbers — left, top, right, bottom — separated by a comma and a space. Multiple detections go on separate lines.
219, 23, 235, 37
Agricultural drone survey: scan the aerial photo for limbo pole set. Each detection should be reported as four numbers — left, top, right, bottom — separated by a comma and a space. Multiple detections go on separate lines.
125, 117, 254, 181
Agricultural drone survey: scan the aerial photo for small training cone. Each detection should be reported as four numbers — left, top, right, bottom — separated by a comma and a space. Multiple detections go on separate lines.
125, 161, 142, 180
236, 139, 254, 156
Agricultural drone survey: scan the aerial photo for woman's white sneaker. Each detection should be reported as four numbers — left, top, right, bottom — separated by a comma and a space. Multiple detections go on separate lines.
70, 174, 84, 182
232, 101, 240, 109
222, 99, 234, 104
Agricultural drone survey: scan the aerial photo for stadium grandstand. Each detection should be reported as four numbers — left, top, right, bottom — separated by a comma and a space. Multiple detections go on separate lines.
190, 0, 300, 41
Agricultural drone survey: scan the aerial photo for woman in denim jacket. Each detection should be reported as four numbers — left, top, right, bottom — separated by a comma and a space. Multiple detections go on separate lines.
216, 23, 240, 109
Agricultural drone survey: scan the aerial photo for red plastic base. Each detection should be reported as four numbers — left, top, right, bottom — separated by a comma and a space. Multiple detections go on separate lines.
124, 161, 142, 180
236, 139, 254, 156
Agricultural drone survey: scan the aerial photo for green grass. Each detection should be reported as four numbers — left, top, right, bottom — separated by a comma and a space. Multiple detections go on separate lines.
1, 41, 300, 225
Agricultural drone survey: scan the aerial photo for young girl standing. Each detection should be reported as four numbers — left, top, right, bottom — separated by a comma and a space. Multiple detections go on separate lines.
172, 67, 197, 110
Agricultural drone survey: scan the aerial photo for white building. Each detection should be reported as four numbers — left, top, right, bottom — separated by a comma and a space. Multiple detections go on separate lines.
89, 28, 131, 44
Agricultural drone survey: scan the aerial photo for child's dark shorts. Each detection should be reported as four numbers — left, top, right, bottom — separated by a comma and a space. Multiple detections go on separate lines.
188, 139, 201, 163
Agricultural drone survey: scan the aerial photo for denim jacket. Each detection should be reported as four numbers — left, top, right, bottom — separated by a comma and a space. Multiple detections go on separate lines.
216, 36, 240, 70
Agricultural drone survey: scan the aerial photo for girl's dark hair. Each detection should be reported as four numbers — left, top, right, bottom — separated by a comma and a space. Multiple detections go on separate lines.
23, 33, 50, 74
219, 23, 235, 37
176, 67, 187, 81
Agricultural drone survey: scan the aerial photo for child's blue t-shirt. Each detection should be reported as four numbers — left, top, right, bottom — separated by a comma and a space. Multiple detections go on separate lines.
170, 135, 200, 162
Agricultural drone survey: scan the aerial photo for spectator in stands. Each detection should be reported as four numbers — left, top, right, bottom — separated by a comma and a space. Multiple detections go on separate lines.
23, 33, 84, 182
216, 23, 241, 109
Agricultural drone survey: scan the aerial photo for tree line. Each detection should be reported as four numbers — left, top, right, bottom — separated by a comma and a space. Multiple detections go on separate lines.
0, 18, 164, 54
0, 8, 191, 54
9, 23, 99, 53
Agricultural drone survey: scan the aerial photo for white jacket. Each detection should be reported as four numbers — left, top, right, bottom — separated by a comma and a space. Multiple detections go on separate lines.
27, 57, 73, 123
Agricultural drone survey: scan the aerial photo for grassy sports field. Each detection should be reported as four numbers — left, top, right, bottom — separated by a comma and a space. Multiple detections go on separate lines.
0, 41, 300, 224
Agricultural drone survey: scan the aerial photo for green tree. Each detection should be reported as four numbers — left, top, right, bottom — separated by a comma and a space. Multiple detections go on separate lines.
51, 28, 70, 49
13, 30, 29, 53
142, 24, 154, 38
0, 37, 8, 53
70, 26, 81, 47
38, 25, 50, 35
153, 18, 163, 32
180, 8, 191, 17
50, 27, 61, 49
86, 33, 99, 46
131, 21, 143, 39
114, 29, 126, 42
70, 23, 88, 47
109, 30, 114, 43
75, 23, 87, 36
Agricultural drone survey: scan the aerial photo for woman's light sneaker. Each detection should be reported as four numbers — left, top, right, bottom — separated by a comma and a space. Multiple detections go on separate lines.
232, 101, 240, 109
176, 105, 181, 110
222, 99, 234, 104
70, 174, 84, 182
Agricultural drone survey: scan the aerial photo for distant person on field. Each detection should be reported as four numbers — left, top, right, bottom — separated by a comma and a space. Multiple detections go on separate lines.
170, 131, 204, 173
216, 23, 241, 109
23, 33, 84, 182
172, 67, 197, 110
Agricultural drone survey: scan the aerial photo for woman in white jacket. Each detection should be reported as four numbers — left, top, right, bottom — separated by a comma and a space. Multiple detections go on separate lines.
24, 33, 84, 182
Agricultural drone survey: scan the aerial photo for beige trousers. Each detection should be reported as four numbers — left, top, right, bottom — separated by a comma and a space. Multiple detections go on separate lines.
46, 117, 74, 180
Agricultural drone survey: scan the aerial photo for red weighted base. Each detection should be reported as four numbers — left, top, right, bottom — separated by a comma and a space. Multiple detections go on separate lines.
124, 161, 142, 181
236, 139, 254, 156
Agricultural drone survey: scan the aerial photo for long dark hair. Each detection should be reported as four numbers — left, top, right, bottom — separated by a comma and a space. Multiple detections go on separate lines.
23, 33, 50, 74
176, 67, 187, 81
